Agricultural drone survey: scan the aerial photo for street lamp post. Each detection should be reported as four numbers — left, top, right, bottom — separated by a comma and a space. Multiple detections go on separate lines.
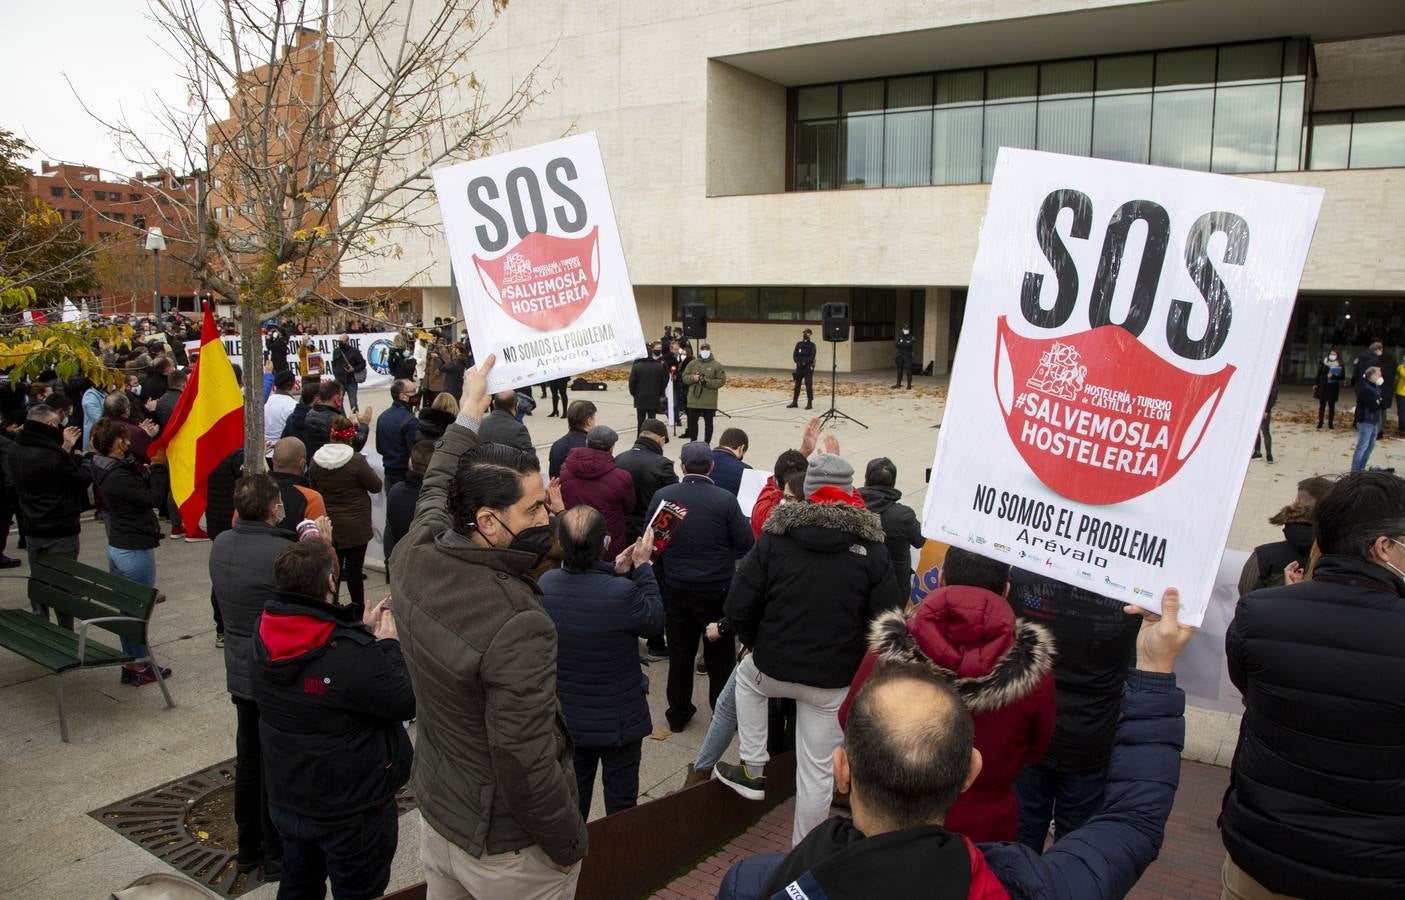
144, 227, 166, 314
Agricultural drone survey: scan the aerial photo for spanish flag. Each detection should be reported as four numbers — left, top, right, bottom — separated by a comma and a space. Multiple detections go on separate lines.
149, 304, 244, 529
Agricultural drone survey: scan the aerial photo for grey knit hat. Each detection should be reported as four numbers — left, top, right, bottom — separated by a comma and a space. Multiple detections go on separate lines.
586, 424, 619, 450
803, 453, 854, 497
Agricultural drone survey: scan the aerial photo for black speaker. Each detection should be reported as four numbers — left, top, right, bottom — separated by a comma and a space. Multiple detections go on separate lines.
821, 302, 850, 342
683, 303, 708, 339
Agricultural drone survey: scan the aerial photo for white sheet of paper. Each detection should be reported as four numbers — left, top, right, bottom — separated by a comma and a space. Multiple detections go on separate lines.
736, 468, 771, 519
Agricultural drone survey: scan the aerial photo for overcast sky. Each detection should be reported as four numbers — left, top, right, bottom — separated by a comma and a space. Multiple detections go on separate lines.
1, 0, 224, 178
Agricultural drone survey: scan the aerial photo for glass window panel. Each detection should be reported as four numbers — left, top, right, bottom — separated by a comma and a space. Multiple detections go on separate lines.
760, 287, 805, 321
1348, 108, 1405, 169
842, 116, 883, 188
984, 102, 1036, 179
1218, 41, 1282, 84
887, 75, 932, 111
842, 80, 884, 114
1097, 54, 1154, 93
1151, 88, 1214, 170
675, 287, 715, 319
934, 106, 983, 184
1041, 59, 1094, 97
1282, 38, 1306, 77
1211, 83, 1280, 173
1037, 97, 1092, 156
884, 110, 933, 186
1308, 112, 1351, 170
716, 287, 757, 320
797, 85, 837, 120
793, 119, 839, 190
1093, 93, 1152, 163
804, 287, 848, 321
988, 65, 1036, 102
1276, 80, 1305, 171
937, 70, 983, 106
1156, 48, 1216, 89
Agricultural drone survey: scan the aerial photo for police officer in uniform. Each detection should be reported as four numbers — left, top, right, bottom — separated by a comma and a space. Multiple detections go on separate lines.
788, 328, 817, 409
893, 324, 914, 389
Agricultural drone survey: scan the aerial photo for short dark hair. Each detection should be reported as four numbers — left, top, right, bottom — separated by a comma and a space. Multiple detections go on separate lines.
865, 457, 897, 488
682, 457, 713, 476
90, 417, 128, 455
409, 439, 435, 476
234, 474, 281, 521
940, 547, 1009, 594
845, 663, 973, 829
1314, 471, 1405, 559
1297, 476, 1333, 503
317, 381, 343, 403
47, 393, 73, 416
566, 399, 597, 432
169, 369, 189, 390
103, 391, 130, 417
559, 505, 608, 572
448, 443, 541, 535
301, 380, 321, 404
718, 428, 748, 450
274, 537, 337, 598
392, 378, 415, 400
773, 449, 808, 485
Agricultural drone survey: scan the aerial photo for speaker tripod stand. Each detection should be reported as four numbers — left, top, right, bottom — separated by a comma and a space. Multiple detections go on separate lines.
816, 340, 867, 429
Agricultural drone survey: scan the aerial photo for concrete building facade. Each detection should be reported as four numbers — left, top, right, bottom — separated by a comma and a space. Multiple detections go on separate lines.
343, 0, 1405, 379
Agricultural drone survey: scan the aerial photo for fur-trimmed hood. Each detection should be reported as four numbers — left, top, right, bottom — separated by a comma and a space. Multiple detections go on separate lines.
764, 497, 885, 544
868, 586, 1054, 714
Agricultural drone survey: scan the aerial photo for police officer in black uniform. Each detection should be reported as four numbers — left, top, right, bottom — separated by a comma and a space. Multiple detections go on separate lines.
787, 328, 817, 409
893, 324, 914, 389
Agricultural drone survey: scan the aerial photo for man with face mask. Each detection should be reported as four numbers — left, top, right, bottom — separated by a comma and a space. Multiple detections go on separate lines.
1220, 471, 1405, 899
680, 342, 726, 443
893, 325, 914, 390
331, 335, 366, 414
390, 355, 588, 898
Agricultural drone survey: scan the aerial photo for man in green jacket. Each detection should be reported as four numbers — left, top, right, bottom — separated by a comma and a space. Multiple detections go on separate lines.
681, 341, 727, 443
390, 355, 587, 898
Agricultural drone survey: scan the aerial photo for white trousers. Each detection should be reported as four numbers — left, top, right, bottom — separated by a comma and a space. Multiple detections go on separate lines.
733, 653, 847, 847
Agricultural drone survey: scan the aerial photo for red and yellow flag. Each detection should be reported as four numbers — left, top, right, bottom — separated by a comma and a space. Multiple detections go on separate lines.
149, 304, 244, 529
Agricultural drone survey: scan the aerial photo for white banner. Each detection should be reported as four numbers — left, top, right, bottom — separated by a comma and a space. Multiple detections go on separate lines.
188, 332, 404, 391
432, 132, 647, 392
923, 149, 1322, 626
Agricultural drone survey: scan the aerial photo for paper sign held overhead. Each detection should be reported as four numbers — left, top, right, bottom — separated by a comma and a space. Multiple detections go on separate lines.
433, 133, 647, 393
923, 148, 1323, 627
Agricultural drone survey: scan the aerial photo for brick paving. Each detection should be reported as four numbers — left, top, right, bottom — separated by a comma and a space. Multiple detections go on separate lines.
653, 761, 1231, 899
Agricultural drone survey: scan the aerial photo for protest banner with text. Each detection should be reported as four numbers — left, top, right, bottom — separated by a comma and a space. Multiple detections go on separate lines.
923, 148, 1322, 626
433, 133, 647, 392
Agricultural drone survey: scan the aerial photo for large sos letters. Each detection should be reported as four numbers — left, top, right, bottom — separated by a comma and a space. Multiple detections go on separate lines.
467, 158, 588, 251
1019, 189, 1250, 361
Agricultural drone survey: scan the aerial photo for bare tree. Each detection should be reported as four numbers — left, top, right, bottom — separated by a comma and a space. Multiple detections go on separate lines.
81, 0, 542, 471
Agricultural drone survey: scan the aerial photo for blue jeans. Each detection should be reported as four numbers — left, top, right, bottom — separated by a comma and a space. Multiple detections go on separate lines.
1016, 761, 1109, 850
1352, 421, 1378, 472
695, 667, 739, 771
106, 546, 155, 658
342, 378, 359, 411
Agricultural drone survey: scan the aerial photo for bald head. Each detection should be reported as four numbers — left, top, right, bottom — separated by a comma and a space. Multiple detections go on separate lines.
842, 665, 975, 832
491, 390, 518, 413
271, 437, 308, 473
559, 505, 607, 571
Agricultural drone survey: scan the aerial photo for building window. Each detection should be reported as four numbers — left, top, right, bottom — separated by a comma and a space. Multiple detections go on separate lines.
671, 286, 894, 338
133, 215, 145, 229
851, 288, 897, 342
1308, 107, 1405, 170
94, 190, 107, 201
69, 209, 83, 221
49, 186, 63, 198
111, 212, 125, 223
788, 37, 1309, 189
129, 193, 141, 202
68, 188, 81, 198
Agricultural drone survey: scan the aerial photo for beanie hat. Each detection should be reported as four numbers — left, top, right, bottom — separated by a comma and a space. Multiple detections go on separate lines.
639, 418, 668, 440
804, 453, 854, 498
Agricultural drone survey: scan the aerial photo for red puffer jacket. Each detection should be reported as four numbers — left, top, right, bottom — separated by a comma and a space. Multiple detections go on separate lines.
840, 585, 1056, 842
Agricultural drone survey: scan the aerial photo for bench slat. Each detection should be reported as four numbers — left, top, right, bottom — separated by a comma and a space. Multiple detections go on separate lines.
0, 610, 131, 671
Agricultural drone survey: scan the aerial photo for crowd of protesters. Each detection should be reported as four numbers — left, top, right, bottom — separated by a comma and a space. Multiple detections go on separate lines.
0, 311, 1402, 900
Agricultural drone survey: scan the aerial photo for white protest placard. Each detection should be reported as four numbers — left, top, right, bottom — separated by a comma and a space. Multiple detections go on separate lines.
736, 468, 771, 519
923, 148, 1322, 626
433, 133, 647, 392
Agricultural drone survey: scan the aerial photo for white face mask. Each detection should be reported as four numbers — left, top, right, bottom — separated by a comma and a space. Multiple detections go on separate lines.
700, 350, 712, 360
1385, 539, 1405, 585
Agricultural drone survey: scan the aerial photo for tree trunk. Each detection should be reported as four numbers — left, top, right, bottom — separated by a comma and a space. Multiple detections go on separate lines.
240, 308, 267, 475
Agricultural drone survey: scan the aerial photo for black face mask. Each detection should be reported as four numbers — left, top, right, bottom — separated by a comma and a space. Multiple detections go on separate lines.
492, 513, 555, 564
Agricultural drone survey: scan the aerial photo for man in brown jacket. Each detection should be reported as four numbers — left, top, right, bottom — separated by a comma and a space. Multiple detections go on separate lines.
390, 354, 587, 899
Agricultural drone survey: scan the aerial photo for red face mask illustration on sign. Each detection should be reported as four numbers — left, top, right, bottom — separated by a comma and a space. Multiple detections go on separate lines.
473, 226, 601, 331
995, 315, 1234, 505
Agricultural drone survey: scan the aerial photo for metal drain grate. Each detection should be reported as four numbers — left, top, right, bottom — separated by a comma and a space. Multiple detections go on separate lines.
90, 757, 419, 898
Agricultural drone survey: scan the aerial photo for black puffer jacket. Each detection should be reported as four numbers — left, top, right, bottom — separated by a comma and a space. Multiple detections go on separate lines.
251, 590, 415, 817
302, 402, 367, 460
1221, 555, 1405, 899
205, 449, 244, 539
538, 562, 664, 747
88, 455, 170, 550
615, 438, 678, 541
209, 519, 295, 699
858, 485, 924, 608
726, 499, 899, 688
7, 420, 89, 539
627, 356, 669, 410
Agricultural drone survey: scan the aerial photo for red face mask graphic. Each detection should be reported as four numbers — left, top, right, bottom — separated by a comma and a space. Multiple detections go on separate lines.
995, 315, 1234, 505
473, 226, 600, 331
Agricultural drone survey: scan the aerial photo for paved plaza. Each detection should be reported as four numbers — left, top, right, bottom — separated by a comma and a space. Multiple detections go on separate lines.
0, 371, 1385, 898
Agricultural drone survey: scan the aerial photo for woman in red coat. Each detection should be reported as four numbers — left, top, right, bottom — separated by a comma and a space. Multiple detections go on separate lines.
839, 547, 1056, 843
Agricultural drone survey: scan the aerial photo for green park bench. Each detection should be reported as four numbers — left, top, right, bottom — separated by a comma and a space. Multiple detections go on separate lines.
0, 554, 174, 742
